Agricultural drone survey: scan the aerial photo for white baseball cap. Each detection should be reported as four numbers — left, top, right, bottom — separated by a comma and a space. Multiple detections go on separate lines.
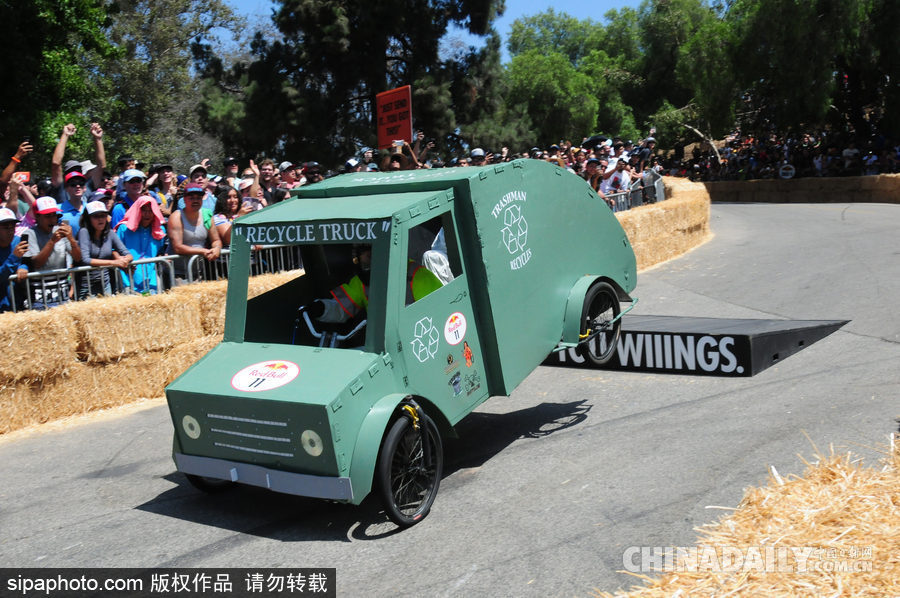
34, 196, 61, 215
86, 201, 109, 215
0, 207, 20, 224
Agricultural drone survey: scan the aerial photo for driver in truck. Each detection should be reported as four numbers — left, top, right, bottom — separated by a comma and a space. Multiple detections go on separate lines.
304, 244, 373, 324
303, 236, 445, 325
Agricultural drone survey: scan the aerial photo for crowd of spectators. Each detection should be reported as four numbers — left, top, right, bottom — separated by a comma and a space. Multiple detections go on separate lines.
10, 121, 889, 313
662, 131, 900, 182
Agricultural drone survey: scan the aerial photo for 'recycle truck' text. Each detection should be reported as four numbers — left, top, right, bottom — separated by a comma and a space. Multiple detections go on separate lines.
165, 159, 637, 526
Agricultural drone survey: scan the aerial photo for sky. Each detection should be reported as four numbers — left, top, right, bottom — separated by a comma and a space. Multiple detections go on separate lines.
227, 0, 644, 61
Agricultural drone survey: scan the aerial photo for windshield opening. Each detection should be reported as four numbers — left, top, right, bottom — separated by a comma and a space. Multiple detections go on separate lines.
243, 242, 376, 349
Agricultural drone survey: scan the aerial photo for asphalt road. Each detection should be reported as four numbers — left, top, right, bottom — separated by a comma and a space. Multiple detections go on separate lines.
1, 202, 898, 597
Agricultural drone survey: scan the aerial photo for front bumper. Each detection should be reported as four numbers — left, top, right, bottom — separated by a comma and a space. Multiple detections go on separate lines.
175, 452, 354, 501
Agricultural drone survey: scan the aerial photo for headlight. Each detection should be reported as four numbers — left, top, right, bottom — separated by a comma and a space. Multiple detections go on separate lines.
301, 430, 323, 457
182, 415, 201, 439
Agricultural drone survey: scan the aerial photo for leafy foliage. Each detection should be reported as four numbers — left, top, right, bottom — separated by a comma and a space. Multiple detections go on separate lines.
2, 0, 898, 173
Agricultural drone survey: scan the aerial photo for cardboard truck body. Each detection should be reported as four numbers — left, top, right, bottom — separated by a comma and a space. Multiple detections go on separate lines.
165, 159, 636, 525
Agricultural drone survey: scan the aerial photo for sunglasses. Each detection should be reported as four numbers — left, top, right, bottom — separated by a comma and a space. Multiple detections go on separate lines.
67, 181, 85, 188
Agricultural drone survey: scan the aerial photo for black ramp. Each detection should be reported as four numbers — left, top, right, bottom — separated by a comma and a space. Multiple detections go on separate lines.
546, 316, 849, 377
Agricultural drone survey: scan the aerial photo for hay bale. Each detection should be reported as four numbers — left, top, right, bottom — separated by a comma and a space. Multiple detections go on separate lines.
0, 334, 223, 434
161, 334, 222, 386
65, 292, 202, 363
0, 365, 90, 433
618, 188, 710, 271
593, 439, 900, 597
248, 270, 304, 297
169, 278, 229, 336
0, 308, 78, 383
169, 270, 303, 336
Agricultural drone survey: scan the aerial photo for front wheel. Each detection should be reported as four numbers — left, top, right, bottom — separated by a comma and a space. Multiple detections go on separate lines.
581, 281, 621, 365
377, 411, 443, 527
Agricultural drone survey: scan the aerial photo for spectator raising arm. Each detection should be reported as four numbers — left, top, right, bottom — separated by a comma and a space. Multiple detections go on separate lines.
51, 124, 77, 188
1, 141, 33, 190
89, 123, 107, 191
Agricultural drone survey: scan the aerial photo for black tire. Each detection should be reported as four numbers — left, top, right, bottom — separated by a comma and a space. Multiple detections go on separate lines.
377, 412, 443, 527
581, 281, 621, 365
185, 473, 235, 493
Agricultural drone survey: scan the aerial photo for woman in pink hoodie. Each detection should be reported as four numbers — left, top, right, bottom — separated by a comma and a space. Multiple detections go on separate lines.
116, 195, 166, 294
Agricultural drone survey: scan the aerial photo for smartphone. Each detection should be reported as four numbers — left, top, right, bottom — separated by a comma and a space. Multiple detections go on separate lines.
393, 140, 404, 148
23, 136, 30, 143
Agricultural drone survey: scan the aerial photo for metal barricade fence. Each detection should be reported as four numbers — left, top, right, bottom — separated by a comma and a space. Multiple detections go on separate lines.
601, 168, 667, 213
629, 179, 644, 208
655, 171, 665, 203
7, 255, 178, 312
606, 191, 629, 212
184, 244, 305, 283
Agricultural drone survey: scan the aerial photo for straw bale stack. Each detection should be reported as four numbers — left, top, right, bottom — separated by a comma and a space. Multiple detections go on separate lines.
593, 438, 900, 597
64, 293, 202, 363
703, 173, 900, 205
161, 334, 222, 385
169, 271, 302, 336
0, 334, 222, 433
0, 368, 89, 433
169, 279, 228, 336
0, 308, 78, 383
618, 182, 711, 270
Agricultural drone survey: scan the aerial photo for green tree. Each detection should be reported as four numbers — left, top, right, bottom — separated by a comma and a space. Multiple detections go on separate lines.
579, 50, 640, 141
0, 0, 116, 157
198, 0, 506, 166
87, 0, 238, 169
830, 0, 900, 136
727, 0, 848, 132
504, 49, 598, 145
507, 8, 596, 65
453, 34, 535, 153
636, 0, 714, 121
674, 16, 738, 139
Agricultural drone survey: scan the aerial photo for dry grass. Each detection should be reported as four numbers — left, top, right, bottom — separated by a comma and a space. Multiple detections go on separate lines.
592, 437, 900, 597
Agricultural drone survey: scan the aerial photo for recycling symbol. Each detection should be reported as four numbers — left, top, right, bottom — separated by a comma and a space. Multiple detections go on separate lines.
411, 316, 440, 363
501, 204, 528, 255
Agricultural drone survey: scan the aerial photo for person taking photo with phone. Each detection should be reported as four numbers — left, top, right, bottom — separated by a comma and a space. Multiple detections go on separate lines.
0, 207, 27, 312
17, 196, 82, 309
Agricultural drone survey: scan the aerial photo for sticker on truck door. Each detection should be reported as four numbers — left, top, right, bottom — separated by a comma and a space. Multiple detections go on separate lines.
411, 316, 440, 362
444, 312, 467, 345
492, 190, 532, 270
231, 360, 300, 392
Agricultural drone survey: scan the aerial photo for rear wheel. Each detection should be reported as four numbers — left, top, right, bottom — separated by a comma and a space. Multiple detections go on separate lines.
377, 412, 443, 527
185, 474, 234, 493
581, 281, 621, 365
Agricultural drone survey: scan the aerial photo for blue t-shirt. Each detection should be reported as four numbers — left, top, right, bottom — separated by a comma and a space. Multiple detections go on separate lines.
0, 236, 24, 312
59, 199, 85, 237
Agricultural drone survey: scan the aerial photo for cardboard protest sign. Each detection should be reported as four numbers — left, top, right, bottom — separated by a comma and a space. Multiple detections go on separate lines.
376, 85, 412, 150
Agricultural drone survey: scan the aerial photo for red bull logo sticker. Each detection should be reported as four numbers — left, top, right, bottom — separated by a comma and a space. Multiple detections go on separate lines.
444, 312, 467, 345
231, 360, 300, 392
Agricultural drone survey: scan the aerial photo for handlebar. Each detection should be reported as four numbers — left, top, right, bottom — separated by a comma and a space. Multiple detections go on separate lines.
300, 310, 367, 348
